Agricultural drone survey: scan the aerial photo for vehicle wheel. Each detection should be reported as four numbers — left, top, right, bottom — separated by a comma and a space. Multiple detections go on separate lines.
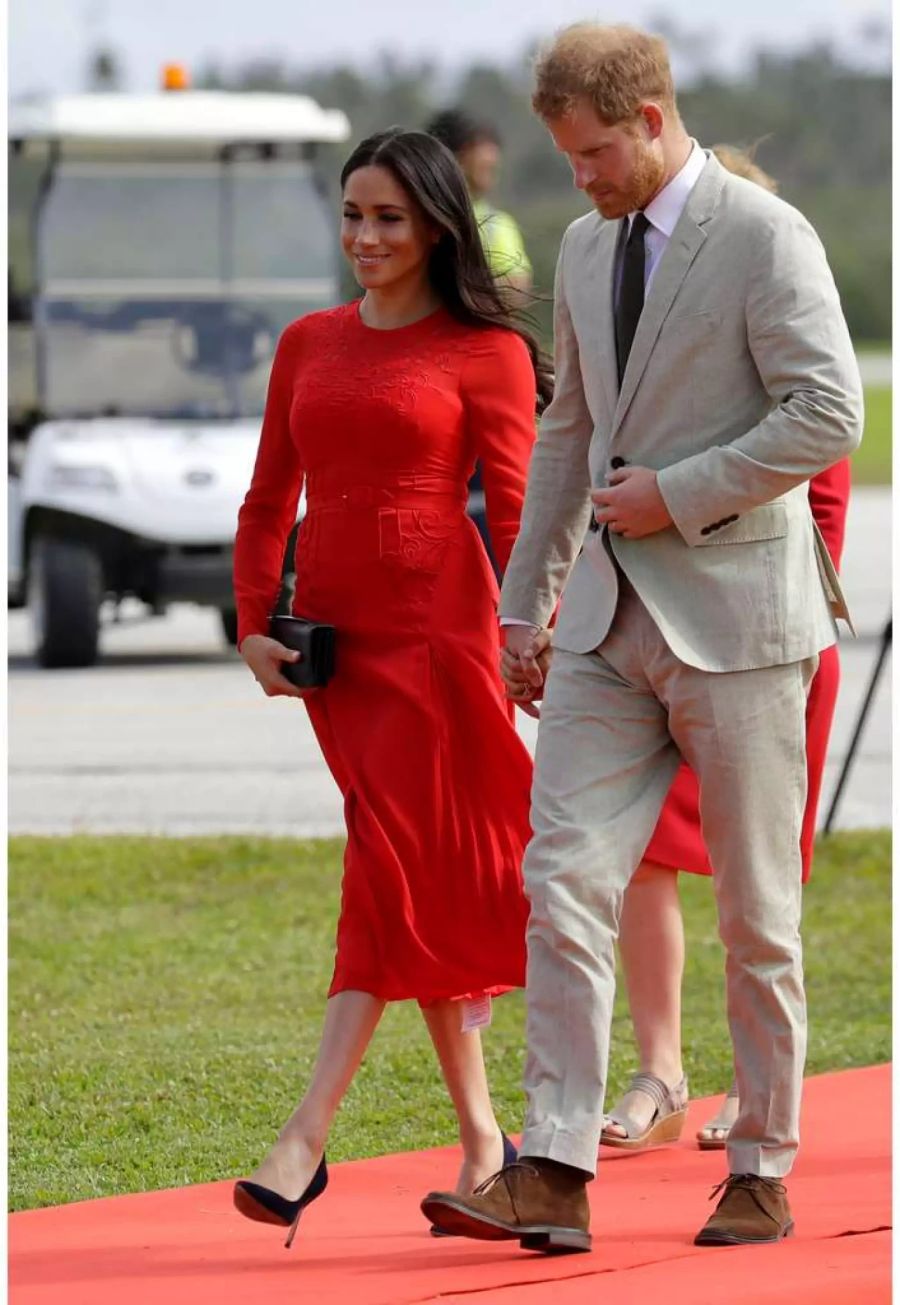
219, 606, 239, 646
29, 536, 102, 668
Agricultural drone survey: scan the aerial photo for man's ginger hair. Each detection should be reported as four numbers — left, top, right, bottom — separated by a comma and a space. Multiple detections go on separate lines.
532, 23, 678, 126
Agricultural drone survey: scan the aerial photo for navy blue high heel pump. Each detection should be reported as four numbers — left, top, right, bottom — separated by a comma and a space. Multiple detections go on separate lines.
234, 1154, 328, 1249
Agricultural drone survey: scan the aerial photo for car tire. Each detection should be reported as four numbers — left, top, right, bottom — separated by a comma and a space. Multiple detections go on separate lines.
219, 606, 239, 646
30, 536, 102, 668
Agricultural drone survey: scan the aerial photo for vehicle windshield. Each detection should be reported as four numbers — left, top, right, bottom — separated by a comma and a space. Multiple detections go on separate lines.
37, 158, 337, 419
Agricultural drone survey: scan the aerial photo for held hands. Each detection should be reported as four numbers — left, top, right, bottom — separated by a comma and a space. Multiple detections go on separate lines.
500, 626, 553, 719
591, 466, 673, 539
239, 634, 316, 700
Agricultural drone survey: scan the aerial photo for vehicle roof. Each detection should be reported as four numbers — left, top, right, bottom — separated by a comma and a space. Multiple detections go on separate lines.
9, 91, 351, 145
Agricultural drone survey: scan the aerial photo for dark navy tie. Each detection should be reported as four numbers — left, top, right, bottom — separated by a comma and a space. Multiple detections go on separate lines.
614, 211, 650, 388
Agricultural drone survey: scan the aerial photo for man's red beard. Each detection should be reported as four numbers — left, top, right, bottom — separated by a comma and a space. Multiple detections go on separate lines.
589, 141, 666, 219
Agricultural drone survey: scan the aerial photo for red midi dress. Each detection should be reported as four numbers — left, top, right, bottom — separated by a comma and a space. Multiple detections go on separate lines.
643, 458, 852, 882
233, 302, 536, 1003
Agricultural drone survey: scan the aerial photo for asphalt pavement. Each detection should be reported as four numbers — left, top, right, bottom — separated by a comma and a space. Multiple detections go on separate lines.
8, 486, 891, 836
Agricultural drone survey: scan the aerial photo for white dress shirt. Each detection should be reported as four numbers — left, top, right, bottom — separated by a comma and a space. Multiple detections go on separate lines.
503, 141, 708, 631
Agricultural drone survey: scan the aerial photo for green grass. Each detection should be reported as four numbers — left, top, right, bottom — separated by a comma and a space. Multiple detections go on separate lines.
853, 386, 891, 484
9, 830, 891, 1211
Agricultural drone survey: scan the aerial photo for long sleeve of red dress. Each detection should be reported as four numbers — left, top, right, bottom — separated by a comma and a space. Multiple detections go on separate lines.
808, 457, 852, 568
461, 332, 537, 575
233, 322, 305, 647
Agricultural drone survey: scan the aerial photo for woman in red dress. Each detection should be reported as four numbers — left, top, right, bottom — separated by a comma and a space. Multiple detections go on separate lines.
231, 129, 545, 1244
600, 457, 851, 1149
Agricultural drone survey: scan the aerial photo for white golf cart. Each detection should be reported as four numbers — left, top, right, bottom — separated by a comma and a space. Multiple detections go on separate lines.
8, 83, 349, 666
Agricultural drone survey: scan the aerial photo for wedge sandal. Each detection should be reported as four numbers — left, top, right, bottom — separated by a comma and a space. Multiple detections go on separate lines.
696, 1079, 739, 1150
600, 1072, 689, 1151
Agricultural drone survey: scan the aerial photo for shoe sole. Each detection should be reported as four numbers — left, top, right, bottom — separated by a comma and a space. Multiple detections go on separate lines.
600, 1107, 687, 1151
696, 1136, 728, 1151
233, 1186, 291, 1227
420, 1197, 591, 1253
694, 1220, 794, 1246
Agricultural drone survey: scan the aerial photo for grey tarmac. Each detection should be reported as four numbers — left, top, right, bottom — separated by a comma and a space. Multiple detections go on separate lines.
8, 488, 890, 837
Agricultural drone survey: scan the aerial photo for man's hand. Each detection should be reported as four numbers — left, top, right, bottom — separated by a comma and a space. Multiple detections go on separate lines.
500, 626, 553, 718
591, 466, 673, 539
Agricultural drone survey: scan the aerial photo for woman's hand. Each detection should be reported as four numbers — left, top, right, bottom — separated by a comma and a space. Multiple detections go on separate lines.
239, 634, 316, 699
500, 627, 553, 718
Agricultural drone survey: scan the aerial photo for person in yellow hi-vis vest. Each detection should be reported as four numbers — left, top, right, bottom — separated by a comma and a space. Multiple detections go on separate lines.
426, 108, 532, 292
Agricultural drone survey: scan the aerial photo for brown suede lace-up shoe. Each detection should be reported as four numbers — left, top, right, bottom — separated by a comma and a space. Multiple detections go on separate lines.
694, 1174, 794, 1246
421, 1159, 591, 1254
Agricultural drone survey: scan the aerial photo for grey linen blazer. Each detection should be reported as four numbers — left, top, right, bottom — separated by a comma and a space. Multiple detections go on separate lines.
499, 151, 864, 673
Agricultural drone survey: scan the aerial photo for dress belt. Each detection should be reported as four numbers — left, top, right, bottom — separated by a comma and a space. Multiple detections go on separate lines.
306, 480, 467, 512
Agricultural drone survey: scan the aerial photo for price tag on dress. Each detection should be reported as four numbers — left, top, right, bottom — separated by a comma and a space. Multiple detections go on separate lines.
460, 995, 493, 1032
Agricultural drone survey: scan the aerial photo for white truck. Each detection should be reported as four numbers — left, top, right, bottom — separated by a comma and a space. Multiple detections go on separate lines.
8, 84, 350, 666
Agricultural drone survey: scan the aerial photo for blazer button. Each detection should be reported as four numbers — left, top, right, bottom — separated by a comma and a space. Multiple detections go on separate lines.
610, 456, 627, 470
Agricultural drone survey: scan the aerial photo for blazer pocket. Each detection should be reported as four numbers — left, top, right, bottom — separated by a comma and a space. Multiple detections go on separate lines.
695, 501, 788, 546
655, 311, 723, 372
664, 308, 722, 331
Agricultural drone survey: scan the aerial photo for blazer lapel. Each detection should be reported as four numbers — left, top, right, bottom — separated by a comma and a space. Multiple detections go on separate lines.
611, 154, 724, 436
585, 217, 622, 419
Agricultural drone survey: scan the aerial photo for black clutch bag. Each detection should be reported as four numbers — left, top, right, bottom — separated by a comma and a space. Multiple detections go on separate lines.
269, 615, 336, 688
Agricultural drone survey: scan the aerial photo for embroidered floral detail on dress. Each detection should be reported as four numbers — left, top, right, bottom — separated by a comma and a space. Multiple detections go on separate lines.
378, 507, 460, 573
296, 308, 454, 420
431, 351, 456, 376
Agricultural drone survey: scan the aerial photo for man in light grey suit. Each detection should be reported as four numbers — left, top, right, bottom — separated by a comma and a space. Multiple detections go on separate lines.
422, 22, 862, 1252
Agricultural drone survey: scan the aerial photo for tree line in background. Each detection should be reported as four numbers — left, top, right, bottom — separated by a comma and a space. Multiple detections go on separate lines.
197, 38, 890, 346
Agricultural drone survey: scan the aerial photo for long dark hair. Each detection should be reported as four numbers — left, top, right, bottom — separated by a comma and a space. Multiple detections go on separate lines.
340, 128, 553, 413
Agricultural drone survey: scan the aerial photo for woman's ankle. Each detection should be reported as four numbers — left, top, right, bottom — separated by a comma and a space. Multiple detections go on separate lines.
277, 1116, 327, 1158
458, 1119, 502, 1156
639, 1059, 684, 1088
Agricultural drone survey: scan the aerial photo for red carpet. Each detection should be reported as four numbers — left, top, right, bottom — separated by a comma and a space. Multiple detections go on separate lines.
10, 1065, 890, 1305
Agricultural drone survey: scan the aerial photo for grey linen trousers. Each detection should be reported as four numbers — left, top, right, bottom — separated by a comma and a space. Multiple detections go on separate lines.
520, 576, 816, 1178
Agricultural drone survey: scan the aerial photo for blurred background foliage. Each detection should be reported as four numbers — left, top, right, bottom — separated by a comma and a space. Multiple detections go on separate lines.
191, 37, 891, 348
9, 32, 890, 351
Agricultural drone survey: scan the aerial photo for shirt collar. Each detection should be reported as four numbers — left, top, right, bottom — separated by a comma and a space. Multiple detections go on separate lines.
631, 140, 706, 238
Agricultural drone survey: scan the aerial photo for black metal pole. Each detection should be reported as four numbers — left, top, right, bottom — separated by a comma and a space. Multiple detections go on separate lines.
823, 616, 892, 834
